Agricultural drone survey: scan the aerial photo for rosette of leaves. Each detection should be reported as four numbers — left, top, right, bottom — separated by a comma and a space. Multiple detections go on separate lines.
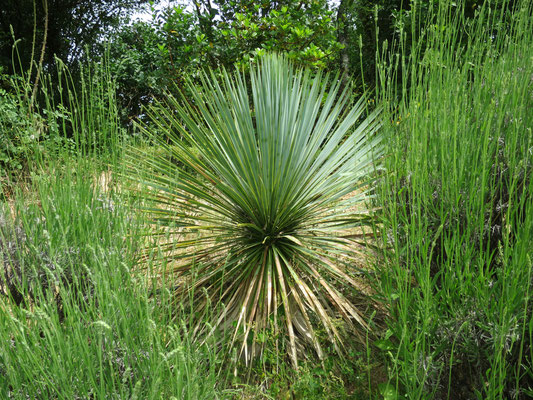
126, 54, 381, 367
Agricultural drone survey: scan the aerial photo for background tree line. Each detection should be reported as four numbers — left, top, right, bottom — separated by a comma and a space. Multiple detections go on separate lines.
0, 0, 521, 128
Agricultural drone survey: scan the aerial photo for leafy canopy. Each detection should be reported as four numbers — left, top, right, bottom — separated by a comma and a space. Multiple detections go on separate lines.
0, 0, 149, 73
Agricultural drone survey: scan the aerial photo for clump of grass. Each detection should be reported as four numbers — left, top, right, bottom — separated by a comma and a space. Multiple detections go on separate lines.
0, 165, 224, 399
374, 0, 533, 398
0, 51, 225, 398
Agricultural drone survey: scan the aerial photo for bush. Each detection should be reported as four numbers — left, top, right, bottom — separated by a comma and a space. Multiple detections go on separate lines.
125, 54, 382, 369
0, 73, 48, 180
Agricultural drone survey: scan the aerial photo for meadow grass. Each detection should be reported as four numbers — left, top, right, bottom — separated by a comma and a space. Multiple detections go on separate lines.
374, 0, 533, 398
0, 60, 225, 399
0, 168, 218, 399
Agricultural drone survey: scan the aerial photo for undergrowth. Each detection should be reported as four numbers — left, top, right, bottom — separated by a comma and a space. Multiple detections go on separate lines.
374, 0, 533, 398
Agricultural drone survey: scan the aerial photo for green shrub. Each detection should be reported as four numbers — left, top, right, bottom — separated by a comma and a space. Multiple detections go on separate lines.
0, 73, 49, 180
125, 53, 382, 369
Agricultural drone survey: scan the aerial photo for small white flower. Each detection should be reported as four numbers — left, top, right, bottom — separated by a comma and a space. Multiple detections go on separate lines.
93, 320, 112, 331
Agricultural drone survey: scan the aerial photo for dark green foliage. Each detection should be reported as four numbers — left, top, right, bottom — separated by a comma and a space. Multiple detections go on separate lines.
0, 70, 60, 185
337, 0, 407, 89
337, 0, 523, 91
0, 74, 43, 176
106, 6, 205, 123
107, 1, 342, 123
208, 0, 342, 69
0, 0, 150, 73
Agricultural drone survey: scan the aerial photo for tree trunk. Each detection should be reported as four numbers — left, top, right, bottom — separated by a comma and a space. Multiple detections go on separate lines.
337, 0, 353, 89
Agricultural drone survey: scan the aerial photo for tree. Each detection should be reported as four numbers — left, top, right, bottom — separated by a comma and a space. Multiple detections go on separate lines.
106, 0, 342, 123
105, 4, 207, 123
191, 0, 342, 69
0, 0, 150, 74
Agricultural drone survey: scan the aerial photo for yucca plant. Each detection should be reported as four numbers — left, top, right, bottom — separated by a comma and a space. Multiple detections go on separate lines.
126, 54, 382, 367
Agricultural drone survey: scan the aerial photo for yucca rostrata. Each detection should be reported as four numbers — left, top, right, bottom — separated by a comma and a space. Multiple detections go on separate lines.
126, 54, 382, 368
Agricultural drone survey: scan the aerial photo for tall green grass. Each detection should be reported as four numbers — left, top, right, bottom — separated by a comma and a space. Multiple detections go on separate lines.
0, 170, 222, 398
0, 48, 124, 193
375, 0, 533, 398
0, 55, 225, 398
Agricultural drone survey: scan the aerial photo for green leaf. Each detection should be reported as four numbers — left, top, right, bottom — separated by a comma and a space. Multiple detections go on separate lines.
378, 383, 399, 400
374, 339, 395, 351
